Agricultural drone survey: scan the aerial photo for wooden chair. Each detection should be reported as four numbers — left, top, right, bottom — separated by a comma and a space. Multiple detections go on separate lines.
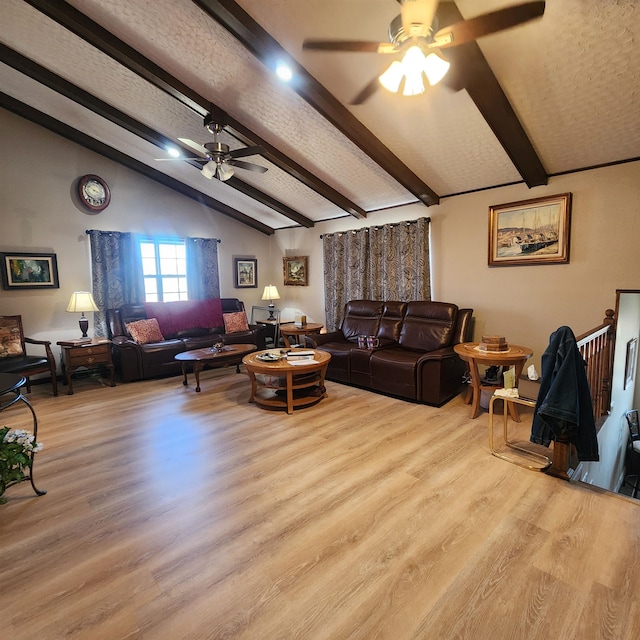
0, 315, 58, 396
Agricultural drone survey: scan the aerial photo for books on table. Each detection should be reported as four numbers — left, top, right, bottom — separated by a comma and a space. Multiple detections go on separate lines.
286, 350, 315, 362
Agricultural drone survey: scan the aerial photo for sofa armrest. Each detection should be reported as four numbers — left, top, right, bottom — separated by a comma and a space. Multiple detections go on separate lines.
306, 330, 345, 348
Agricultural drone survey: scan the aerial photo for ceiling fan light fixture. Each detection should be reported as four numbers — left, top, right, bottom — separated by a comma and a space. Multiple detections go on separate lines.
423, 51, 450, 86
217, 163, 235, 181
401, 45, 427, 96
201, 160, 216, 180
379, 60, 405, 93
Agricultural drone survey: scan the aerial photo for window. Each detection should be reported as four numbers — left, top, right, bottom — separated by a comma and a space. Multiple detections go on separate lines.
139, 239, 188, 302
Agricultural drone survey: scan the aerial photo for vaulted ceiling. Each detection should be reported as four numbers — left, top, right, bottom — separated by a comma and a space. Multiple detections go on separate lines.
2, 1, 639, 235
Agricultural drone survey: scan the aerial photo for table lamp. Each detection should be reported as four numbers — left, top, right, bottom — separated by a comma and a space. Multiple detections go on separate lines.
261, 285, 281, 320
66, 291, 99, 337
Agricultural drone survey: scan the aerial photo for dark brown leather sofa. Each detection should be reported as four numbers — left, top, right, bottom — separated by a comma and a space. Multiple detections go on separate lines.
107, 298, 266, 382
306, 300, 473, 406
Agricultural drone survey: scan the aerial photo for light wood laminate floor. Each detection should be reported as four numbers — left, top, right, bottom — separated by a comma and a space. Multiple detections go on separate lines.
1, 370, 640, 639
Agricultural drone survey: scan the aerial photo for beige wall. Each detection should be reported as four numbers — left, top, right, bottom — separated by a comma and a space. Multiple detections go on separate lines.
280, 161, 640, 370
0, 110, 274, 360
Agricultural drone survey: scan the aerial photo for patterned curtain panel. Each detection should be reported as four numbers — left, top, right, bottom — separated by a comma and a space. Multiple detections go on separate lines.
186, 237, 221, 300
322, 217, 430, 331
87, 230, 144, 337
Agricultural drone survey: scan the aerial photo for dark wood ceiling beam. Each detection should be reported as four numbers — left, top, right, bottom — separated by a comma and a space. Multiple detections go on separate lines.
23, 0, 365, 219
0, 44, 314, 229
191, 0, 441, 207
0, 92, 275, 235
438, 3, 548, 188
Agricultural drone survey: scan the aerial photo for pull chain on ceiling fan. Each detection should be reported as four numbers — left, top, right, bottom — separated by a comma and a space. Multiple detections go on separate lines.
302, 0, 545, 105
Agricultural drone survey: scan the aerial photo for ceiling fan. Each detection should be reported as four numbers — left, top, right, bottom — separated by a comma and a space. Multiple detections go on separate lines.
158, 115, 268, 181
302, 0, 545, 104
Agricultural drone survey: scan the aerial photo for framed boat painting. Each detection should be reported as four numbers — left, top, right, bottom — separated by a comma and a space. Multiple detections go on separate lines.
488, 193, 572, 267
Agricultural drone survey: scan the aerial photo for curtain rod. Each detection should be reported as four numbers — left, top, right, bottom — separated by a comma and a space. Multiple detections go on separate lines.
85, 230, 221, 242
319, 217, 430, 239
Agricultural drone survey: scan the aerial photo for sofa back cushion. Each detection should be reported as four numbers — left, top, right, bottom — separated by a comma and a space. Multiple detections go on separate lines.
398, 302, 458, 351
376, 301, 407, 343
340, 300, 384, 341
144, 299, 223, 337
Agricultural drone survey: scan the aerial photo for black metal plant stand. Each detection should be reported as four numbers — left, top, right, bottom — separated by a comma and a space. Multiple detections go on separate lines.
0, 373, 46, 499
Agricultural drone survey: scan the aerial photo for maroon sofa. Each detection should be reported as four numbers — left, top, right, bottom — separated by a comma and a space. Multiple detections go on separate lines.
306, 300, 473, 406
107, 298, 266, 382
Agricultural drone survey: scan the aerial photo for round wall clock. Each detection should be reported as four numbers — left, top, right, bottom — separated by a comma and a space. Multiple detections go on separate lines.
77, 174, 111, 212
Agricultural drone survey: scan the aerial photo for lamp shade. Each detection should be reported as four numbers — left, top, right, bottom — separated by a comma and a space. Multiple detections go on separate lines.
261, 285, 281, 302
66, 291, 98, 313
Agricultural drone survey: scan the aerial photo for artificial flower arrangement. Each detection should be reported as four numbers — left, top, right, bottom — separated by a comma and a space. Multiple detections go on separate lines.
0, 426, 43, 504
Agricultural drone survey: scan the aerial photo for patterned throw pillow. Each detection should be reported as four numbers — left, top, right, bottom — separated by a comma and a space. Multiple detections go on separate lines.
126, 318, 165, 344
223, 312, 249, 334
0, 317, 24, 358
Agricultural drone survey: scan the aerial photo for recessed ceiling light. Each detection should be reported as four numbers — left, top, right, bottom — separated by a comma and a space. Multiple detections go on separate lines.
275, 62, 293, 82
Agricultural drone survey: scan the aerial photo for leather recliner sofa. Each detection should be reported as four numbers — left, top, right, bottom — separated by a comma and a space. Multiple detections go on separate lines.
306, 300, 473, 406
107, 298, 266, 382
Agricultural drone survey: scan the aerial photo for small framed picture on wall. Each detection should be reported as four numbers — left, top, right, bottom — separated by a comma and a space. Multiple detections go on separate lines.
283, 256, 308, 286
234, 258, 257, 288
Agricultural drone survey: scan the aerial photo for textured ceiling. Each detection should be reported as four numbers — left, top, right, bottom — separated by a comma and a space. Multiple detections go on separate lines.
1, 0, 639, 234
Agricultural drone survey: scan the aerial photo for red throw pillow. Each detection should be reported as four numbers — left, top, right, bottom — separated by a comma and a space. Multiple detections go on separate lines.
126, 318, 165, 344
223, 312, 249, 334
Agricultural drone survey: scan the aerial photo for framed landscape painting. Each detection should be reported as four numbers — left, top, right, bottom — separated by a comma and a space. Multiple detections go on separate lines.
488, 193, 572, 267
1, 252, 60, 289
234, 258, 257, 288
283, 256, 308, 286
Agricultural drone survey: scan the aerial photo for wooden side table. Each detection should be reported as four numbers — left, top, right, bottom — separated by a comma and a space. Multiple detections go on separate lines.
57, 339, 115, 395
454, 342, 533, 420
279, 322, 324, 348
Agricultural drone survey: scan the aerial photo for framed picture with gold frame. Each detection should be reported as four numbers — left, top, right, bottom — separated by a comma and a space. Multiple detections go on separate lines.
488, 193, 572, 267
283, 256, 308, 286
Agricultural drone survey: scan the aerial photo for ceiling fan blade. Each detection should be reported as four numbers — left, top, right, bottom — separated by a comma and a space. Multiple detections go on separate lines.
154, 157, 203, 162
177, 137, 209, 157
401, 0, 439, 34
349, 75, 382, 105
303, 40, 396, 54
229, 145, 264, 159
432, 1, 545, 49
228, 159, 268, 174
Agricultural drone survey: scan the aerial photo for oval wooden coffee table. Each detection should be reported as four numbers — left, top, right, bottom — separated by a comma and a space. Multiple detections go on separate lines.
243, 348, 331, 414
175, 343, 256, 392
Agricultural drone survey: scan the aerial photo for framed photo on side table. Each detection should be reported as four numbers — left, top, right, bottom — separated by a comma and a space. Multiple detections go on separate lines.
488, 193, 572, 267
283, 256, 308, 286
234, 258, 257, 288
1, 252, 60, 289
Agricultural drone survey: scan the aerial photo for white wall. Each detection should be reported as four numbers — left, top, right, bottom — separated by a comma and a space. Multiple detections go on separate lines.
0, 110, 272, 362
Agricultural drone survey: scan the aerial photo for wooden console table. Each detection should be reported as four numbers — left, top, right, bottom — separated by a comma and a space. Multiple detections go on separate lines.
454, 342, 533, 420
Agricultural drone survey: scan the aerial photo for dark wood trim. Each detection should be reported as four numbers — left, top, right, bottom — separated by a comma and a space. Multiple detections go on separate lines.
0, 44, 313, 230
437, 3, 548, 188
192, 0, 441, 207
0, 93, 275, 235
23, 0, 366, 219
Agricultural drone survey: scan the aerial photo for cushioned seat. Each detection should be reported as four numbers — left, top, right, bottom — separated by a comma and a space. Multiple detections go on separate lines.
0, 315, 58, 396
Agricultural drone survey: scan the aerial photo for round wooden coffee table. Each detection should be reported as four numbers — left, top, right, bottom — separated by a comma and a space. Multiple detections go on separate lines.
175, 343, 256, 392
242, 348, 331, 414
454, 342, 533, 420
279, 323, 324, 348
